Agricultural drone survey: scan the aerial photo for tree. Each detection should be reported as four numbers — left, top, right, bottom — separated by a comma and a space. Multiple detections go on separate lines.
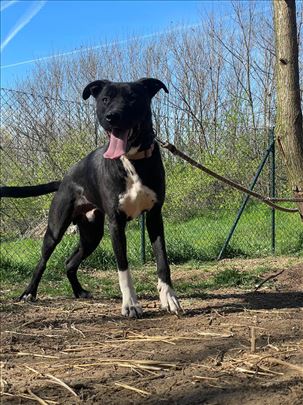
273, 0, 303, 217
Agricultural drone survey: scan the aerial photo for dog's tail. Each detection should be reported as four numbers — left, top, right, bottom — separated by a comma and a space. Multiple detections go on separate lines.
0, 181, 61, 198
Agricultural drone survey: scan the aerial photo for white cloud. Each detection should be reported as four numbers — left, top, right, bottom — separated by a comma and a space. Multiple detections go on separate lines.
1, 0, 46, 52
0, 0, 19, 12
1, 22, 201, 68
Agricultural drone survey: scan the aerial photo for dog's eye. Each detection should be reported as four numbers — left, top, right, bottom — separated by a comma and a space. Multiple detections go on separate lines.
102, 97, 110, 104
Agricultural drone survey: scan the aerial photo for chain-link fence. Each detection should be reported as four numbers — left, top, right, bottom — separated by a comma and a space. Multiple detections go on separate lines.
1, 88, 302, 275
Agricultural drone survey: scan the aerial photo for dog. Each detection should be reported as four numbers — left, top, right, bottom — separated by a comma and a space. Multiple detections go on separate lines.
1, 78, 181, 318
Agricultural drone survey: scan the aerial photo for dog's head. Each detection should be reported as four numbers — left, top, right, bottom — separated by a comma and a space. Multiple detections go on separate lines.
82, 78, 168, 159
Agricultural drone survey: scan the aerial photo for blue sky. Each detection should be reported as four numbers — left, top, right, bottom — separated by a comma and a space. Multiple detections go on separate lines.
1, 1, 268, 88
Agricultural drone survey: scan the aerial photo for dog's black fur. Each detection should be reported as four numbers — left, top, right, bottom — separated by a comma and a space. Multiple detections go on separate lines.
1, 78, 180, 317
0, 182, 61, 198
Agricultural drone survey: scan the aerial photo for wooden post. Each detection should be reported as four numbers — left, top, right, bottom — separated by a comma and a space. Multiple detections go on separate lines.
273, 0, 303, 219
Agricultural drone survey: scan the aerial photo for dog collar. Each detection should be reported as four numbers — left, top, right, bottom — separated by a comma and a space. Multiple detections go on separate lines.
126, 143, 155, 160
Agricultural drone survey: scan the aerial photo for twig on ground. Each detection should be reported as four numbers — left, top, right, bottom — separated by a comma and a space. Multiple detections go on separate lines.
254, 269, 286, 291
17, 352, 60, 359
250, 326, 256, 353
266, 344, 280, 351
2, 392, 58, 404
258, 357, 303, 375
65, 358, 178, 374
44, 373, 79, 398
235, 367, 273, 376
192, 375, 219, 381
197, 332, 233, 338
27, 389, 49, 405
70, 323, 86, 338
5, 330, 61, 338
23, 365, 79, 398
114, 382, 150, 396
255, 365, 284, 376
24, 365, 41, 375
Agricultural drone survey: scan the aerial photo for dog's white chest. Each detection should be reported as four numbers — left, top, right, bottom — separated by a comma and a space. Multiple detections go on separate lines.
119, 156, 157, 219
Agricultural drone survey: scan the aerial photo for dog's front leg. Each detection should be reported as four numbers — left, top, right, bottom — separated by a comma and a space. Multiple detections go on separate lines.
146, 208, 181, 314
109, 218, 143, 318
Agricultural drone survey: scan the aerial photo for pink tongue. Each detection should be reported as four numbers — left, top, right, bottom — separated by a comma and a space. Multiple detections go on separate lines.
103, 131, 128, 159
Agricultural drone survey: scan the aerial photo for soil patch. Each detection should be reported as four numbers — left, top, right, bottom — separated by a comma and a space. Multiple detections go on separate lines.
1, 264, 303, 404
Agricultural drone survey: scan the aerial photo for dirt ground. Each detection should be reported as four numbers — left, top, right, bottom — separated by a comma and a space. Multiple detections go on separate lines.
1, 263, 303, 405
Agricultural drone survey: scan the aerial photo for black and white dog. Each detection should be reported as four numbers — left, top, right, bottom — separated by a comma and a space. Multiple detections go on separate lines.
1, 78, 181, 318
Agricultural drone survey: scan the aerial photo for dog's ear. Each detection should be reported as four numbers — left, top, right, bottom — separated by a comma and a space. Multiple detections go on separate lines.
137, 78, 169, 98
82, 80, 110, 100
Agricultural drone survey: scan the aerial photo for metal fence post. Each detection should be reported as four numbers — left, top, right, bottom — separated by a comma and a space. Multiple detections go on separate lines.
217, 133, 275, 260
140, 213, 146, 264
269, 128, 276, 254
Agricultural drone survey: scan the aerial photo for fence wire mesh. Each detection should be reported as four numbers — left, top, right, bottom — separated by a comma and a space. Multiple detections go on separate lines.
0, 88, 302, 275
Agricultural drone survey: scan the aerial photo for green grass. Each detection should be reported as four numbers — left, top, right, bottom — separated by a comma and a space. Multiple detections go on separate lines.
2, 256, 301, 302
163, 206, 303, 262
0, 207, 302, 293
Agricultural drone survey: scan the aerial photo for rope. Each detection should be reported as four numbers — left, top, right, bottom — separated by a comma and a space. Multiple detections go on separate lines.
156, 138, 300, 214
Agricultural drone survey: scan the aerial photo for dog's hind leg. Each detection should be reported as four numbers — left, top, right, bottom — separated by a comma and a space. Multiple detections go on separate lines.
66, 209, 104, 298
20, 229, 61, 301
146, 207, 181, 314
20, 190, 74, 301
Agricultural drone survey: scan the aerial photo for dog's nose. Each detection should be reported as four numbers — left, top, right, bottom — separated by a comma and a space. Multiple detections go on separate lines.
105, 112, 120, 123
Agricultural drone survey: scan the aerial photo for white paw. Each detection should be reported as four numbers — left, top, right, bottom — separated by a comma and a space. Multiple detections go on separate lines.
20, 293, 36, 302
157, 280, 181, 314
118, 269, 142, 318
121, 300, 143, 318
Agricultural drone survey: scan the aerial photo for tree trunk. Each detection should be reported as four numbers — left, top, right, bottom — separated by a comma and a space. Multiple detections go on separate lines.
273, 0, 303, 218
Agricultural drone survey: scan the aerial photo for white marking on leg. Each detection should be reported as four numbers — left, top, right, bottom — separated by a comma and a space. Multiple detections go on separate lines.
157, 279, 181, 314
85, 209, 96, 222
118, 269, 142, 318
20, 293, 35, 302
